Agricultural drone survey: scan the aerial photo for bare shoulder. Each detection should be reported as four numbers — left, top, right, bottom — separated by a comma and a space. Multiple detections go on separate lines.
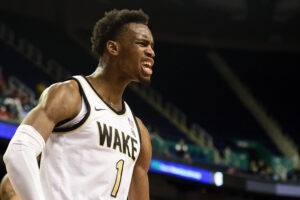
135, 117, 150, 138
37, 79, 81, 123
22, 79, 82, 139
135, 117, 145, 129
39, 79, 80, 107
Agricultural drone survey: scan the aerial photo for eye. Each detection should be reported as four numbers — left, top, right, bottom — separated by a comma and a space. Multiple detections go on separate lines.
137, 41, 147, 47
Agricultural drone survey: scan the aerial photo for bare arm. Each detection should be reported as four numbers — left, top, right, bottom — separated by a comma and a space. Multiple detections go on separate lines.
3, 80, 82, 200
22, 80, 82, 141
128, 118, 152, 200
0, 175, 20, 200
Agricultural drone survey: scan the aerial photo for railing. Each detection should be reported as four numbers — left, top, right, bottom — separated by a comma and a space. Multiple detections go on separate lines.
129, 83, 214, 148
207, 51, 299, 170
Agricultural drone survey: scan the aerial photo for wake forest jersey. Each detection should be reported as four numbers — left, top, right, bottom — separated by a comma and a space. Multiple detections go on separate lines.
39, 75, 142, 200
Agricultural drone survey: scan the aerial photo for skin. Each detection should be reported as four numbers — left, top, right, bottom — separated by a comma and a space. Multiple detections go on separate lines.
0, 175, 20, 200
128, 118, 152, 200
16, 22, 155, 199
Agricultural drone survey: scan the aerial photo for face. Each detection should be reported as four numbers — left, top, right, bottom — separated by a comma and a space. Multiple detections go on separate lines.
116, 23, 155, 85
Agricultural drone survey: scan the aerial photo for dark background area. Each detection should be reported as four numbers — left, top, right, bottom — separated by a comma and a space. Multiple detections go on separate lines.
1, 0, 300, 199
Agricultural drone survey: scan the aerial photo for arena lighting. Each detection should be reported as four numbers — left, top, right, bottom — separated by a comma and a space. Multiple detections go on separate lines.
0, 121, 17, 140
149, 158, 215, 184
214, 171, 223, 186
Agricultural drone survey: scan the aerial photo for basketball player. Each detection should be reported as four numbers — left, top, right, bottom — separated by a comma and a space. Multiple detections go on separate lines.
3, 9, 154, 200
0, 175, 20, 200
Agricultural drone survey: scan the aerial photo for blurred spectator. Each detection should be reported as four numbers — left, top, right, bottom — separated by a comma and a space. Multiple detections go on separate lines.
257, 160, 267, 175
0, 69, 37, 121
227, 166, 236, 175
249, 160, 258, 174
224, 145, 232, 166
264, 164, 273, 180
175, 139, 188, 157
149, 126, 172, 159
3, 97, 23, 120
0, 105, 9, 120
0, 68, 9, 97
174, 139, 192, 163
20, 94, 34, 118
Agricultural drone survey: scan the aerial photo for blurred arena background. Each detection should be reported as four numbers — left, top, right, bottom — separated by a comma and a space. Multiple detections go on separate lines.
1, 0, 300, 199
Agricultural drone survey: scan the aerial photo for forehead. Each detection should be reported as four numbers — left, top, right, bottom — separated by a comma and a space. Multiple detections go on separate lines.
122, 23, 154, 41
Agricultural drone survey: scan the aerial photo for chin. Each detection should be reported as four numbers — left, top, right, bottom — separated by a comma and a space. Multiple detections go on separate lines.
138, 76, 151, 85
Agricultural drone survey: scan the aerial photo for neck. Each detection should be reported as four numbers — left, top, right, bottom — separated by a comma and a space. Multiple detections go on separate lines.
87, 62, 130, 109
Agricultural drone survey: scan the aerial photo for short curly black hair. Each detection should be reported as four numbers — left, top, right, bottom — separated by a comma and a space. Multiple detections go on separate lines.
91, 9, 149, 58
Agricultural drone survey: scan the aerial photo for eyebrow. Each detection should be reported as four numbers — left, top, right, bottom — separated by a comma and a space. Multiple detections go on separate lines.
137, 38, 155, 48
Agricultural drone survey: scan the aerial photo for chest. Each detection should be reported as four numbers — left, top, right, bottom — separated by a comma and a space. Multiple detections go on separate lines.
58, 110, 141, 162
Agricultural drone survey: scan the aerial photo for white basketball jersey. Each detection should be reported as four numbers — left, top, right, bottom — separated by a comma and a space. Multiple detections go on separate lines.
40, 75, 141, 200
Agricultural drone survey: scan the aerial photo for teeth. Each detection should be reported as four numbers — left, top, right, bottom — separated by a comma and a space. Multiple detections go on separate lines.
143, 62, 151, 67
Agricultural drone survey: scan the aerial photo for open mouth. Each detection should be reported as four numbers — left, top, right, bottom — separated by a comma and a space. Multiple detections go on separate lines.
142, 61, 153, 75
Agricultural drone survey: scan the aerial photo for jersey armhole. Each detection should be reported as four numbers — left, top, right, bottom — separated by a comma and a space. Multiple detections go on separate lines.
52, 77, 91, 133
132, 113, 142, 147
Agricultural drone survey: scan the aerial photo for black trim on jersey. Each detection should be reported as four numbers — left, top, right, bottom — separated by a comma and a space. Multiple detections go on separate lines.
132, 112, 142, 147
53, 77, 91, 132
82, 76, 126, 115
55, 117, 73, 128
50, 77, 75, 126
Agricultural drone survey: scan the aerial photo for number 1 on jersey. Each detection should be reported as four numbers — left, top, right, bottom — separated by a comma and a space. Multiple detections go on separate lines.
111, 160, 124, 197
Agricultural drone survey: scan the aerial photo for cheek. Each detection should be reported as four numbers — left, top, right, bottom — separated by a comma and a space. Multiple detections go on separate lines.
128, 50, 141, 67
119, 47, 142, 73
119, 55, 139, 76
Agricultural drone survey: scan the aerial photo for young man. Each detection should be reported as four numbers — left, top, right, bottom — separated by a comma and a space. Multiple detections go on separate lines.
4, 9, 155, 200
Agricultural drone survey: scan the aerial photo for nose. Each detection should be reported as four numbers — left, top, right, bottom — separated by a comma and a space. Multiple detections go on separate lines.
145, 46, 155, 58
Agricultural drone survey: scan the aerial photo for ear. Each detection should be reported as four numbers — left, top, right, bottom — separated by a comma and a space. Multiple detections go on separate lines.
106, 40, 119, 56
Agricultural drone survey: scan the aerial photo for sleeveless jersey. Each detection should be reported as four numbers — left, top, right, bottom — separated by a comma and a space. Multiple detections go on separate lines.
39, 75, 142, 200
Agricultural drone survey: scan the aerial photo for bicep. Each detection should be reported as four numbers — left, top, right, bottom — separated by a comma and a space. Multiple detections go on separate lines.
21, 80, 81, 142
21, 106, 56, 142
136, 119, 152, 171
